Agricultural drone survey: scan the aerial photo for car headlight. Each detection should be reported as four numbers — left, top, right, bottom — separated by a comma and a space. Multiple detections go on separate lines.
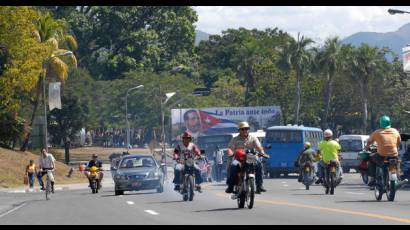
115, 175, 128, 180
147, 171, 159, 179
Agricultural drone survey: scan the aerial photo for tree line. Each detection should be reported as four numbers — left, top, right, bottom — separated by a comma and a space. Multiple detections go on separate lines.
0, 6, 409, 149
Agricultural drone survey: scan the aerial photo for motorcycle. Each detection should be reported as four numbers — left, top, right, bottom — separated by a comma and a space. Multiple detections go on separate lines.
176, 157, 199, 202
301, 161, 315, 190
358, 145, 377, 185
231, 149, 264, 209
322, 160, 339, 195
89, 166, 100, 194
374, 157, 406, 201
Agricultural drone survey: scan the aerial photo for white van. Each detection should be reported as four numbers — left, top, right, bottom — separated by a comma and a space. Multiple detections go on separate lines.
339, 135, 369, 173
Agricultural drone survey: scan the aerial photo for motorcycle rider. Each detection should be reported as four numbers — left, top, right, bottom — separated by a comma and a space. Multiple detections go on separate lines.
225, 122, 270, 194
316, 129, 342, 184
173, 131, 203, 192
365, 115, 402, 188
85, 154, 104, 189
296, 142, 316, 182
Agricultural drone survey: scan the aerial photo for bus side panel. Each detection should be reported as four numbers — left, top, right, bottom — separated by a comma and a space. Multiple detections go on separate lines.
265, 143, 304, 175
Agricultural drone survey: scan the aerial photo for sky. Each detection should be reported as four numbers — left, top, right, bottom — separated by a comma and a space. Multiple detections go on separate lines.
194, 6, 410, 44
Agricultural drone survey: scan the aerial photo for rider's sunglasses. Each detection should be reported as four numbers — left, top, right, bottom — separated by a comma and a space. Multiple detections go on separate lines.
239, 128, 250, 131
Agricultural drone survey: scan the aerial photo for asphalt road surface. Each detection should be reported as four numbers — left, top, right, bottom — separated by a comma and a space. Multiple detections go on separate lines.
2, 172, 410, 225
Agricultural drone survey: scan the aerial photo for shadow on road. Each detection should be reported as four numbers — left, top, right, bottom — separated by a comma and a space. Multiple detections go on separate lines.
291, 193, 325, 196
146, 200, 186, 204
194, 207, 241, 212
336, 200, 384, 203
100, 191, 157, 197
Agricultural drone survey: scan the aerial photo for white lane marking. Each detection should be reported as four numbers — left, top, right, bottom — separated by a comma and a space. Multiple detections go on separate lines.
281, 182, 287, 184
144, 210, 159, 216
0, 203, 27, 219
346, 192, 365, 195
8, 190, 26, 193
283, 184, 289, 187
127, 201, 135, 205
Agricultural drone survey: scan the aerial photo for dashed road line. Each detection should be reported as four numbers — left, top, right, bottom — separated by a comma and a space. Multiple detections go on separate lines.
127, 201, 135, 205
346, 192, 365, 195
144, 210, 159, 216
0, 202, 27, 219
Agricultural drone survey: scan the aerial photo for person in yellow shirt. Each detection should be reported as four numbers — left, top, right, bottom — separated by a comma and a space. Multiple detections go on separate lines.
25, 160, 37, 189
365, 115, 402, 187
315, 129, 342, 184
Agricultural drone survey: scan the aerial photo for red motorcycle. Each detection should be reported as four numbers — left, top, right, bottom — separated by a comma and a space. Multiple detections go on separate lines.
358, 145, 377, 185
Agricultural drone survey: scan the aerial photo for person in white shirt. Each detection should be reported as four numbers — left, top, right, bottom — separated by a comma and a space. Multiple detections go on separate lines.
37, 149, 56, 193
213, 146, 225, 182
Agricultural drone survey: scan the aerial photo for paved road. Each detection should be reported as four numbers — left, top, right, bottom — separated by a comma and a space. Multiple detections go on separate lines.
2, 172, 410, 225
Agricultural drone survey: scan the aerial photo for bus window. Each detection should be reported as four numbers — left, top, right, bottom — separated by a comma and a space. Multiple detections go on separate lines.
265, 130, 302, 144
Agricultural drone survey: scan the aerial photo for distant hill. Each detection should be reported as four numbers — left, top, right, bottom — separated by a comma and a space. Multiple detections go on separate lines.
195, 30, 211, 45
342, 23, 410, 59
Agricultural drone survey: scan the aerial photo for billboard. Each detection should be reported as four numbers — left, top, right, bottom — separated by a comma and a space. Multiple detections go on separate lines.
171, 106, 282, 140
403, 45, 410, 73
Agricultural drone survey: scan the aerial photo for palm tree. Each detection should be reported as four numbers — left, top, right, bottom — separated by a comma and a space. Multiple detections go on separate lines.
314, 37, 342, 129
342, 44, 388, 134
21, 12, 77, 151
279, 33, 314, 124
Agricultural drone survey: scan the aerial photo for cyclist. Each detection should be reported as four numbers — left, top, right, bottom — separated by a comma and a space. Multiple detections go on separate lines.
37, 149, 56, 193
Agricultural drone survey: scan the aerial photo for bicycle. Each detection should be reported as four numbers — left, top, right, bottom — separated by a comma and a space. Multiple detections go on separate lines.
41, 169, 54, 201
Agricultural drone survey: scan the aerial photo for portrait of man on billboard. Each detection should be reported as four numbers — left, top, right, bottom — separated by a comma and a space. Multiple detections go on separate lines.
183, 109, 202, 139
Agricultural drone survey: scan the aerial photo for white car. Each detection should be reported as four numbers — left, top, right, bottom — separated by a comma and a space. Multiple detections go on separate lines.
339, 135, 369, 173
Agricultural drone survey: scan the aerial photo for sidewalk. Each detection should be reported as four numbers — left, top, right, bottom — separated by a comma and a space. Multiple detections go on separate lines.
0, 168, 114, 194
0, 166, 175, 194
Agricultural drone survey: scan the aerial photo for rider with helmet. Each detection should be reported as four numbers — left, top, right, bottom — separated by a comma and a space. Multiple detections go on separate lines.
85, 154, 104, 189
173, 131, 203, 192
225, 122, 270, 194
316, 129, 342, 184
296, 142, 316, 182
365, 115, 402, 187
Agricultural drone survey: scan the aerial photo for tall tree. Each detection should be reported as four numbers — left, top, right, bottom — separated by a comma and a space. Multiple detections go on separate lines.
342, 44, 389, 134
42, 6, 198, 79
279, 33, 314, 125
314, 37, 343, 129
21, 11, 77, 151
0, 6, 50, 113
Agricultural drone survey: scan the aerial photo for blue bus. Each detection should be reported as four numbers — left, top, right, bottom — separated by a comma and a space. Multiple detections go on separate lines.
263, 125, 323, 178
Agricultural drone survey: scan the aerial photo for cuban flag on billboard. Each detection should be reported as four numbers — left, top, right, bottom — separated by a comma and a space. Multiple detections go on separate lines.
198, 110, 238, 134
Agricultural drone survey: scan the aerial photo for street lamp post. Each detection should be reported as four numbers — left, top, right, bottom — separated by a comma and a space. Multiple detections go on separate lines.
161, 92, 176, 179
43, 51, 73, 151
178, 104, 182, 134
388, 9, 410, 15
126, 85, 144, 151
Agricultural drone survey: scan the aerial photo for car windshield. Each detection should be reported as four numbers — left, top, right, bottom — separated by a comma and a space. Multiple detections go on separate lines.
340, 140, 363, 152
265, 130, 302, 144
120, 156, 156, 169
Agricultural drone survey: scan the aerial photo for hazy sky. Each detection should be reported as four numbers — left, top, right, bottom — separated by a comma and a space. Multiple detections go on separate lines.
194, 6, 410, 44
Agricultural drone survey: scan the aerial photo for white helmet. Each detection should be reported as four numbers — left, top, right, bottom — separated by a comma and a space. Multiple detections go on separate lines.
324, 129, 333, 138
